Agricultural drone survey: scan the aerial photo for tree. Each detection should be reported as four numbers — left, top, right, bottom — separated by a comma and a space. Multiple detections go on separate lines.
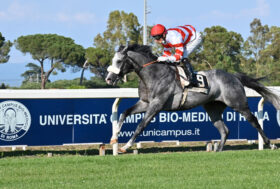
0, 32, 12, 63
21, 63, 41, 83
92, 10, 142, 87
85, 47, 112, 80
265, 26, 280, 60
0, 83, 7, 89
94, 10, 142, 51
79, 60, 89, 85
260, 26, 280, 85
15, 34, 85, 89
242, 18, 270, 77
193, 26, 243, 73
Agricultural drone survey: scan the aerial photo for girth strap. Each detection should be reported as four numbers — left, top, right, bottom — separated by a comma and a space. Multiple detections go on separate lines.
179, 89, 188, 108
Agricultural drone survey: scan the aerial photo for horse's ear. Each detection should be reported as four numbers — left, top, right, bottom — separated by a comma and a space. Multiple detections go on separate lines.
121, 46, 129, 55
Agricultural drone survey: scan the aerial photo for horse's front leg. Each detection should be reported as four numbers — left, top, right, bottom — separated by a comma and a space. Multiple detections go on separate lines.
110, 100, 148, 144
120, 100, 162, 152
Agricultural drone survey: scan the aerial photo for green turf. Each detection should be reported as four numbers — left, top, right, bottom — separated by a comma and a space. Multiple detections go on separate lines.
1, 150, 280, 189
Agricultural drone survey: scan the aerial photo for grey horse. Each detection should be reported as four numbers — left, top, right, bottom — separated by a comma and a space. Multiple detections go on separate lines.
106, 44, 280, 152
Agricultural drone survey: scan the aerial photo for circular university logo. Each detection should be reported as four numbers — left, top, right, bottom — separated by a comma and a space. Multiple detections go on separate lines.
0, 101, 31, 141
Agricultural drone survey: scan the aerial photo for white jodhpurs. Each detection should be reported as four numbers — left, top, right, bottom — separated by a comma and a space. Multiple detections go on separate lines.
183, 32, 202, 58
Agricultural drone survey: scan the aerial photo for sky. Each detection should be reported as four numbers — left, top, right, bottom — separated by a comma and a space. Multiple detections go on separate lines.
0, 0, 279, 87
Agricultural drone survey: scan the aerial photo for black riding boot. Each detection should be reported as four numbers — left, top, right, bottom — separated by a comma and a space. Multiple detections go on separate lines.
182, 58, 197, 87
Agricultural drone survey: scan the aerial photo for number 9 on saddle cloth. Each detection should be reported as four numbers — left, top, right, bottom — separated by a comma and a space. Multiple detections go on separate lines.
174, 59, 209, 94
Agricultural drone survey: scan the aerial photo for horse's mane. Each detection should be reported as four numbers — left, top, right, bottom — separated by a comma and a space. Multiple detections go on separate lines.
118, 44, 157, 61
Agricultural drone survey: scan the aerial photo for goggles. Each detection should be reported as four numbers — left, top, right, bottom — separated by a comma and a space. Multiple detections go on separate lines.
152, 35, 163, 40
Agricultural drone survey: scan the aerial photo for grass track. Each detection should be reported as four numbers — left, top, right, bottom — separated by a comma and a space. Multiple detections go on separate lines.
1, 150, 280, 189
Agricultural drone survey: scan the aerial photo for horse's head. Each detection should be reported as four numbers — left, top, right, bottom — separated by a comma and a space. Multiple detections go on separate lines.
106, 46, 134, 85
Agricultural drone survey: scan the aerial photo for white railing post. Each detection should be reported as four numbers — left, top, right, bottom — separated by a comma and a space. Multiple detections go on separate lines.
257, 97, 265, 150
112, 98, 121, 156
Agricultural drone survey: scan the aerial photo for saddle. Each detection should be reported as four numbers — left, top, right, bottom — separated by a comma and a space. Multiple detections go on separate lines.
175, 66, 209, 107
176, 66, 208, 91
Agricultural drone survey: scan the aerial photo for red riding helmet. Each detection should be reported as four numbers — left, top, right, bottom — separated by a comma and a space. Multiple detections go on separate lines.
151, 24, 166, 37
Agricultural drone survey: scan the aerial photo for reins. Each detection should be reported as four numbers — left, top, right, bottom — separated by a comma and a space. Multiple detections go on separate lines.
127, 55, 177, 71
142, 60, 180, 68
142, 60, 157, 68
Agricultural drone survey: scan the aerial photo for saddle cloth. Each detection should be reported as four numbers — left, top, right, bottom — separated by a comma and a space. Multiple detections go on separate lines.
176, 66, 209, 94
176, 66, 209, 107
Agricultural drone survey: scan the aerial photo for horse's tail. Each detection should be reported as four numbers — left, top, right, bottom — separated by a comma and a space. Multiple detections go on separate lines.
234, 72, 280, 110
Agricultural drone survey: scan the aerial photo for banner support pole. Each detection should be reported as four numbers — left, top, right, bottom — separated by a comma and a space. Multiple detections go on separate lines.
257, 97, 265, 150
112, 98, 121, 156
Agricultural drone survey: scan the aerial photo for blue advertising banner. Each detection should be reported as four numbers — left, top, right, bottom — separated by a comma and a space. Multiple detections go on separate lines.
0, 97, 279, 146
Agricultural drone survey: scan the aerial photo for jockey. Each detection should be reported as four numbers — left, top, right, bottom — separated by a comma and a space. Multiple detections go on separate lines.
151, 24, 202, 87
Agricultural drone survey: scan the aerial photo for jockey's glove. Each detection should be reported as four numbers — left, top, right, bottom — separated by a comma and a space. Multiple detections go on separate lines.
157, 56, 168, 62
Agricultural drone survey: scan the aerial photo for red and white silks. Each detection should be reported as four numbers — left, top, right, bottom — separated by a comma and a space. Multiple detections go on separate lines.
159, 25, 202, 62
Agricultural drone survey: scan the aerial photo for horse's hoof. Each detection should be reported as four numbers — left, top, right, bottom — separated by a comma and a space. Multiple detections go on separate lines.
270, 144, 277, 150
110, 139, 118, 144
118, 148, 127, 153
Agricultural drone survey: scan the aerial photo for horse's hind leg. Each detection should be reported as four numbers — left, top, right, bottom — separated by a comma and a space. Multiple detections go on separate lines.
203, 101, 228, 151
237, 107, 270, 146
224, 87, 271, 148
